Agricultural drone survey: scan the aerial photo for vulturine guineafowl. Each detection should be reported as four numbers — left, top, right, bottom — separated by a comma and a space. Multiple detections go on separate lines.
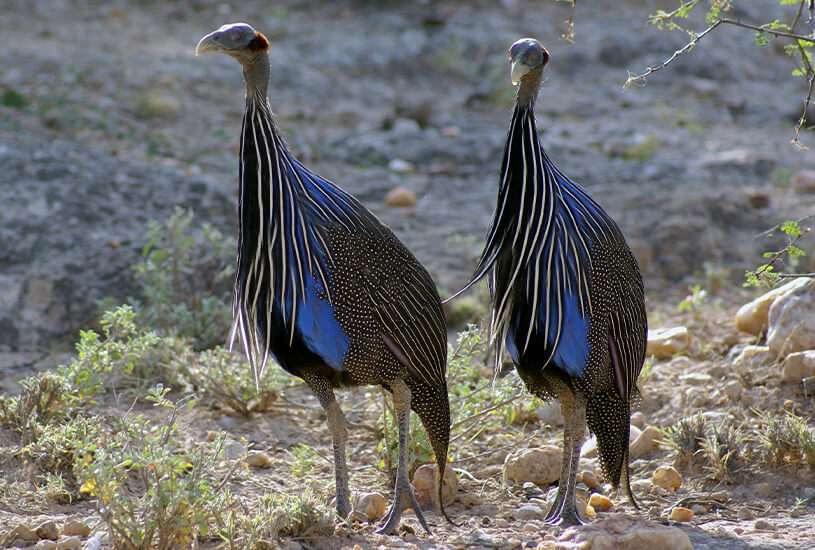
196, 23, 452, 535
449, 38, 647, 526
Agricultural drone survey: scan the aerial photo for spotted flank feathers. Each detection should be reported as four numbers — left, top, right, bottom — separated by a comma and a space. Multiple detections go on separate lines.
230, 90, 446, 391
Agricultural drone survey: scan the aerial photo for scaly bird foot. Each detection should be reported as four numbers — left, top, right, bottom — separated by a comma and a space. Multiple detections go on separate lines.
543, 503, 584, 527
375, 484, 432, 535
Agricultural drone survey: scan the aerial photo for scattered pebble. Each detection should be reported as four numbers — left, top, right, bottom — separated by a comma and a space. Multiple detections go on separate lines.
387, 159, 414, 174
35, 520, 59, 541
646, 327, 689, 359
35, 541, 58, 550
411, 463, 458, 508
669, 507, 694, 522
522, 523, 538, 533
585, 504, 596, 517
357, 492, 387, 522
754, 518, 776, 531
690, 504, 705, 514
653, 465, 683, 491
588, 494, 613, 512
204, 430, 217, 442
723, 379, 742, 400
503, 446, 562, 486
580, 470, 600, 490
514, 504, 544, 521
738, 506, 756, 520
245, 450, 273, 468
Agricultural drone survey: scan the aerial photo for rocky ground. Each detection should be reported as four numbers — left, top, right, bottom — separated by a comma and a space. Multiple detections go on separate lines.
0, 0, 814, 549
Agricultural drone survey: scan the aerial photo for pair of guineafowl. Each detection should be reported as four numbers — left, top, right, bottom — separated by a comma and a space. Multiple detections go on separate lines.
195, 23, 646, 535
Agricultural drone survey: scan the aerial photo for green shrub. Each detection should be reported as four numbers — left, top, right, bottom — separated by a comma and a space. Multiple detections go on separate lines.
133, 207, 234, 350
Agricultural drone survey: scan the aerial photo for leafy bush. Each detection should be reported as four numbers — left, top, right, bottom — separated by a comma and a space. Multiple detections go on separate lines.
133, 207, 234, 350
76, 386, 231, 550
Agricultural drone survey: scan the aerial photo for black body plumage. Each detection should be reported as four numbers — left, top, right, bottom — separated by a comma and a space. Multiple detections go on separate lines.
453, 38, 646, 525
196, 23, 451, 534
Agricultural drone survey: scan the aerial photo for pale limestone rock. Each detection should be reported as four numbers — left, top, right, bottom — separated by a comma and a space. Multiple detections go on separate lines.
652, 465, 683, 491
669, 507, 694, 522
383, 186, 417, 207
781, 350, 815, 382
733, 345, 775, 369
503, 446, 562, 485
734, 280, 810, 335
629, 425, 661, 460
767, 280, 815, 357
35, 541, 58, 550
646, 327, 689, 359
357, 492, 387, 522
411, 463, 457, 509
555, 513, 692, 550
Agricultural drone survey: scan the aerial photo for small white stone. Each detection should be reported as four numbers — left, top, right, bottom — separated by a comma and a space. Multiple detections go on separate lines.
630, 411, 646, 429
723, 379, 742, 400
387, 158, 414, 174
514, 504, 544, 520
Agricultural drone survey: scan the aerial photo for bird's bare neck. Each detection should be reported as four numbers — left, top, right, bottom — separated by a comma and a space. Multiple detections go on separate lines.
515, 72, 542, 109
242, 54, 270, 99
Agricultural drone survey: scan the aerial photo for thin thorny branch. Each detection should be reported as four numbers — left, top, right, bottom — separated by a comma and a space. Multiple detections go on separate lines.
625, 1, 815, 147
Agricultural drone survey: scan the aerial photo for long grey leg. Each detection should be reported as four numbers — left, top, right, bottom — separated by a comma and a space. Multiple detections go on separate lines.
302, 373, 350, 520
376, 378, 432, 535
545, 393, 586, 526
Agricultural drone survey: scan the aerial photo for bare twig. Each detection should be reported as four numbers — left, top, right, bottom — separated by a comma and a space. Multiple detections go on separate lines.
717, 17, 814, 42
624, 20, 722, 87
558, 0, 577, 42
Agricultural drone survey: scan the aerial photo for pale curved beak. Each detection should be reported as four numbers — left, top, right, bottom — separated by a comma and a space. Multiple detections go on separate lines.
195, 31, 221, 56
510, 59, 527, 86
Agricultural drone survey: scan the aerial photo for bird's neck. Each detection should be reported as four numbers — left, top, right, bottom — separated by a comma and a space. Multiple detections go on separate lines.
515, 72, 541, 109
243, 54, 270, 100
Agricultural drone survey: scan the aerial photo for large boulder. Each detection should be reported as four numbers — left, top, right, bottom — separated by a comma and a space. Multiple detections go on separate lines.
735, 278, 811, 336
767, 280, 815, 357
